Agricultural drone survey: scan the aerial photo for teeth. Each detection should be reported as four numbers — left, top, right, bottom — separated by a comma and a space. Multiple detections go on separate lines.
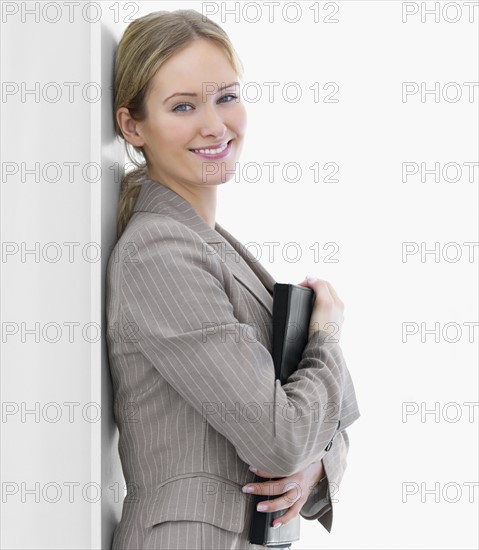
192, 141, 229, 155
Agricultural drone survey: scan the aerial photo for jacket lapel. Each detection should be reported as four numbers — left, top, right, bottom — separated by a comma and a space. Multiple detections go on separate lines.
133, 177, 275, 315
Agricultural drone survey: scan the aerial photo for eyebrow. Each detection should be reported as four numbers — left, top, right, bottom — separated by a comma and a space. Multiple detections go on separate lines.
163, 81, 240, 104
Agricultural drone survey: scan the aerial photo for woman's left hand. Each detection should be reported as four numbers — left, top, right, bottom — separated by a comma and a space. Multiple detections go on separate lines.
242, 461, 326, 528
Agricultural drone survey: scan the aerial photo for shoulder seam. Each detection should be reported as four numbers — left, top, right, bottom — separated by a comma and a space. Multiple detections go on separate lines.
125, 212, 203, 246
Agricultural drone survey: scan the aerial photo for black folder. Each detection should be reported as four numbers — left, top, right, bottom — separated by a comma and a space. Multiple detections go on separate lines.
248, 283, 315, 547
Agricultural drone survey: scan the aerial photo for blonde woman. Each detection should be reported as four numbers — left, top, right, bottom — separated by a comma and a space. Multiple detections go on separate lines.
106, 9, 360, 550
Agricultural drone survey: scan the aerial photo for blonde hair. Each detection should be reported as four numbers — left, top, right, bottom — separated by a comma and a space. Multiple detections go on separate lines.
113, 9, 245, 238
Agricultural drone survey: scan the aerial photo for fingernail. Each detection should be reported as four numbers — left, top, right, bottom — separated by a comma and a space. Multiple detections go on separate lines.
273, 522, 282, 528
306, 275, 317, 284
242, 485, 254, 493
249, 466, 257, 472
257, 504, 267, 511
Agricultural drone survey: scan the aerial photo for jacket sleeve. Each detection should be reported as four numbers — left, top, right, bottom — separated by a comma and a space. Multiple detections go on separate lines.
300, 428, 352, 532
119, 218, 360, 477
299, 340, 360, 531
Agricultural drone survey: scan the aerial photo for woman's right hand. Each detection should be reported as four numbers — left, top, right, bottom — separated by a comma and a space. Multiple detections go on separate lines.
297, 276, 345, 341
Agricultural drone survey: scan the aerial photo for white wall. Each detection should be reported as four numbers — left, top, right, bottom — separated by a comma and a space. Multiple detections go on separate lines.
0, 5, 124, 549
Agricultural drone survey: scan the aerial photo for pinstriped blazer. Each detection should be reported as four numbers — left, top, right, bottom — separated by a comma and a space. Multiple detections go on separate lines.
106, 176, 361, 549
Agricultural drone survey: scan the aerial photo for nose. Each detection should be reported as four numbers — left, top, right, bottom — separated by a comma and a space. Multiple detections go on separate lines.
198, 104, 227, 138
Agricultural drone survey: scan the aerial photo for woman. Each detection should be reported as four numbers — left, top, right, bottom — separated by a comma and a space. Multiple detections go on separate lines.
106, 9, 360, 550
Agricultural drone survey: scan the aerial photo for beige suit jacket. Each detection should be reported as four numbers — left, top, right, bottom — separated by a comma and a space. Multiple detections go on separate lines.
106, 177, 361, 549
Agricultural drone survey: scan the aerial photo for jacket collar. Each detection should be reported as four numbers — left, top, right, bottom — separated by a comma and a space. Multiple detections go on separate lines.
133, 177, 275, 314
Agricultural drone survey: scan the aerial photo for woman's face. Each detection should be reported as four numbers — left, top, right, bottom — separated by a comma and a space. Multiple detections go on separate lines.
134, 39, 247, 189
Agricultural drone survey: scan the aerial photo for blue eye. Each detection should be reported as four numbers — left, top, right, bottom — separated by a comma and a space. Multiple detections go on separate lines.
220, 94, 238, 103
172, 103, 193, 113
172, 94, 238, 113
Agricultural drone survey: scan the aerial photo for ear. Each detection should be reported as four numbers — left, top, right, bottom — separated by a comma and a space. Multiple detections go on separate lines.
116, 107, 145, 147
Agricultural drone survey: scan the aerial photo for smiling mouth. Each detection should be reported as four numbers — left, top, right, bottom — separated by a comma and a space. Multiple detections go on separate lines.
189, 139, 233, 155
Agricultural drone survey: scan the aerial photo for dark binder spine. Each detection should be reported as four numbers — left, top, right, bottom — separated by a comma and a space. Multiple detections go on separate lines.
248, 283, 310, 547
271, 284, 290, 381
